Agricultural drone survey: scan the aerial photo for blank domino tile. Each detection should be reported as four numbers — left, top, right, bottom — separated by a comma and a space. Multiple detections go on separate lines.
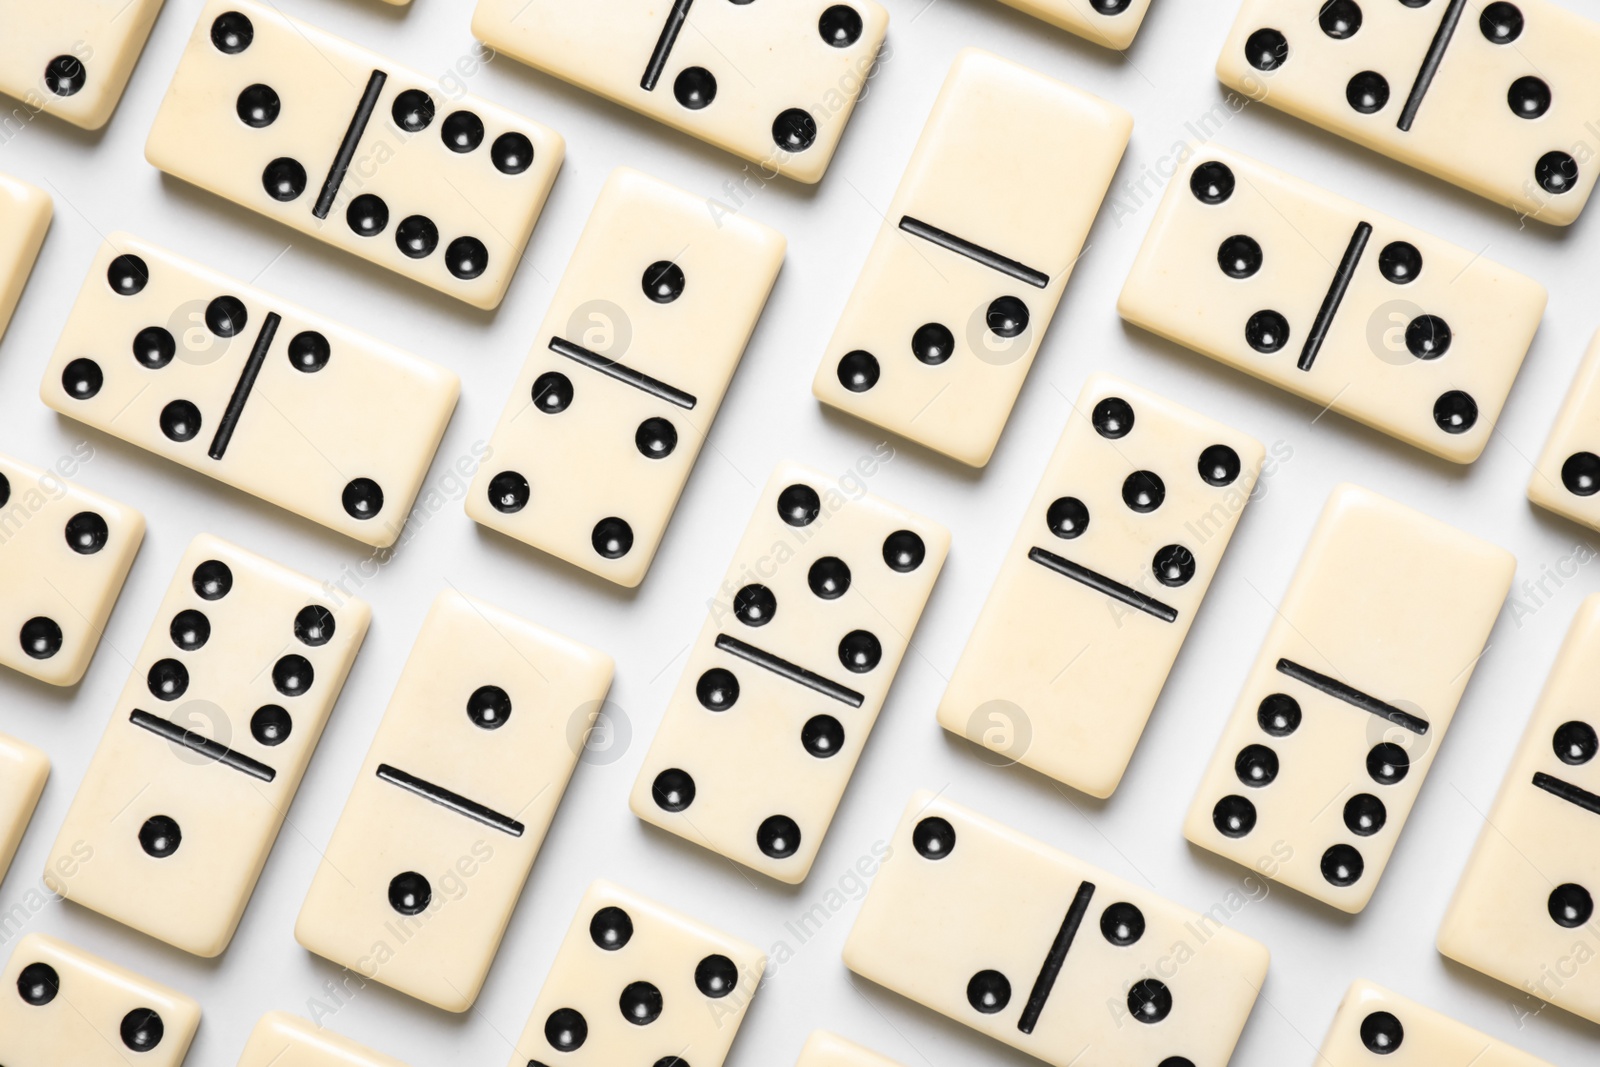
0, 933, 200, 1067
1317, 980, 1553, 1066
466, 168, 784, 587
0, 0, 165, 130
812, 49, 1131, 467
238, 1012, 412, 1067
0, 451, 145, 686
1217, 0, 1600, 225
1438, 594, 1600, 1025
44, 534, 371, 957
844, 792, 1270, 1066
937, 375, 1263, 797
506, 880, 765, 1067
0, 734, 48, 882
471, 0, 886, 184
1529, 331, 1600, 533
1118, 146, 1545, 463
146, 0, 564, 308
41, 235, 459, 548
0, 174, 50, 340
797, 1032, 904, 1067
1183, 485, 1514, 912
630, 462, 948, 883
994, 0, 1152, 49
296, 590, 614, 1012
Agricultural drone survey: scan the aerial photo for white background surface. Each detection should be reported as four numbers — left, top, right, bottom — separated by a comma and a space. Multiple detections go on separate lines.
0, 0, 1596, 1064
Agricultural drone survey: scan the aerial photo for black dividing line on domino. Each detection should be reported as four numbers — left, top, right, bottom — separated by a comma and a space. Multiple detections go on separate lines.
209, 311, 281, 461
314, 69, 388, 220
1398, 0, 1470, 132
1018, 880, 1096, 1035
898, 217, 1050, 289
549, 337, 698, 410
376, 764, 526, 837
714, 634, 865, 708
131, 710, 276, 783
641, 0, 694, 91
1275, 658, 1430, 735
1533, 772, 1600, 817
1298, 223, 1371, 373
1027, 547, 1179, 624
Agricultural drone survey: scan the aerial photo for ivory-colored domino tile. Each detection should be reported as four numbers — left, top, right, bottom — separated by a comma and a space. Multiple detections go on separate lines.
0, 733, 48, 883
1216, 0, 1600, 226
466, 168, 784, 587
146, 0, 564, 309
1183, 484, 1514, 912
471, 0, 886, 184
505, 880, 765, 1067
1317, 980, 1554, 1066
994, 0, 1151, 49
797, 1031, 905, 1067
629, 461, 948, 883
843, 792, 1270, 1066
0, 451, 146, 686
0, 0, 165, 130
40, 235, 459, 548
44, 534, 371, 957
937, 374, 1263, 797
0, 174, 50, 340
237, 1012, 413, 1067
1529, 331, 1600, 533
1118, 145, 1545, 464
0, 933, 200, 1067
1438, 593, 1600, 1025
296, 590, 614, 1012
812, 49, 1132, 467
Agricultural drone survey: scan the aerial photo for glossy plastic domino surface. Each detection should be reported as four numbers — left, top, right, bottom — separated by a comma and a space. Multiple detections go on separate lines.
147, 0, 564, 308
1216, 0, 1600, 225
